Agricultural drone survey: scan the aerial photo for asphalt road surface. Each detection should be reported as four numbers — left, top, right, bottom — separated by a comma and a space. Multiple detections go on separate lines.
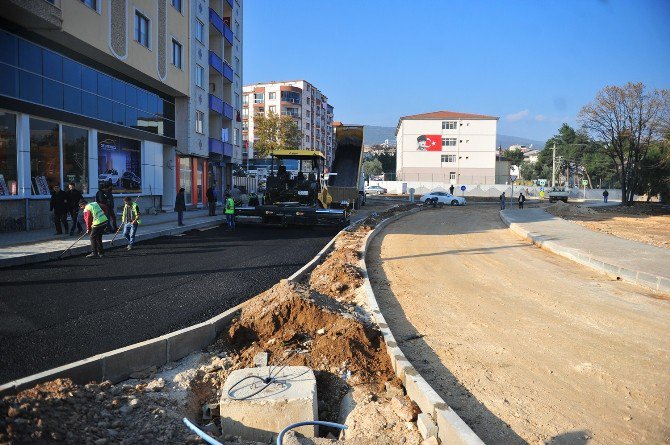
368, 206, 669, 444
0, 223, 339, 383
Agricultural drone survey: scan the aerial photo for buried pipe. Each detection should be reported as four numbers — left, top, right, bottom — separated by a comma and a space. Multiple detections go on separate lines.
182, 418, 348, 445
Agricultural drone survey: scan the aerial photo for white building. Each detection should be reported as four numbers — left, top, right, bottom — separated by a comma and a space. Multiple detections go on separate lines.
395, 111, 498, 184
242, 80, 334, 166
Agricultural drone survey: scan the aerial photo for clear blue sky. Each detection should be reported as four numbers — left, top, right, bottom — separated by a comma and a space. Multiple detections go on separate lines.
243, 0, 670, 142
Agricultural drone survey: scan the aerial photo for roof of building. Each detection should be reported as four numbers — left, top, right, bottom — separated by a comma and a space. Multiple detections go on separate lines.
400, 110, 499, 121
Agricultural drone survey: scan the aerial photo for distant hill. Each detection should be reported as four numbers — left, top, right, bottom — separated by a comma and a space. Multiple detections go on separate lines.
497, 134, 546, 150
362, 125, 546, 149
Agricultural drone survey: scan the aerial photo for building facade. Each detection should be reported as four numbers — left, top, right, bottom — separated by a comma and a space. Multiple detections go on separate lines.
0, 0, 242, 232
395, 111, 498, 184
242, 80, 334, 168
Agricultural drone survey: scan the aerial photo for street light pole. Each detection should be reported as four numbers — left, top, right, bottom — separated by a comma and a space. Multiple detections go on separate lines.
551, 143, 556, 187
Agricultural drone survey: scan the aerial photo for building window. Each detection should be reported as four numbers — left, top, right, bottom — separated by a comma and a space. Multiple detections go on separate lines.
0, 112, 18, 196
80, 0, 97, 10
234, 128, 239, 145
282, 107, 299, 117
195, 64, 204, 88
449, 172, 456, 180
134, 11, 150, 48
242, 108, 248, 117
234, 56, 240, 73
195, 110, 204, 134
235, 93, 240, 109
268, 92, 276, 100
442, 121, 457, 130
234, 20, 240, 36
242, 94, 249, 105
256, 108, 265, 117
281, 91, 301, 104
242, 121, 248, 131
195, 19, 204, 42
253, 93, 264, 104
306, 111, 311, 117
171, 0, 182, 13
30, 118, 60, 194
269, 105, 276, 114
306, 97, 311, 105
306, 123, 310, 130
442, 138, 457, 147
441, 154, 456, 163
305, 135, 310, 142
171, 39, 182, 69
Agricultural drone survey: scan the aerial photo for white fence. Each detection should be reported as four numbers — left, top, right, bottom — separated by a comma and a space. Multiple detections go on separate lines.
368, 180, 624, 200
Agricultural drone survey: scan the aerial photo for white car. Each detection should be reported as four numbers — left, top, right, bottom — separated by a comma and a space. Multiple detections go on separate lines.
98, 169, 120, 185
422, 191, 466, 206
365, 185, 387, 195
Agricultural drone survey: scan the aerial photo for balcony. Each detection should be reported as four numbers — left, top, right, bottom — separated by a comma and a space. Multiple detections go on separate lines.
209, 94, 224, 115
209, 8, 224, 35
225, 0, 233, 9
209, 51, 223, 75
209, 138, 234, 158
223, 21, 233, 46
223, 61, 233, 83
223, 102, 234, 120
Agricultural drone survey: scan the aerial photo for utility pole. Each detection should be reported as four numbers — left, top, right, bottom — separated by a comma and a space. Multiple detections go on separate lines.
551, 143, 556, 187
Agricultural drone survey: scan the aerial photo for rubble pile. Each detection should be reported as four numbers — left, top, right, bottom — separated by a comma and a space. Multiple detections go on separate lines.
1, 203, 434, 444
546, 201, 597, 217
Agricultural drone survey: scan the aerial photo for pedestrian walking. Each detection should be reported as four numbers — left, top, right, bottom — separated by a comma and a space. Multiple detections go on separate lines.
50, 184, 69, 235
96, 184, 112, 232
121, 197, 141, 250
449, 184, 454, 195
206, 185, 216, 216
603, 189, 609, 203
104, 184, 118, 232
518, 192, 526, 209
499, 192, 506, 210
175, 188, 186, 226
224, 192, 235, 231
80, 199, 108, 258
66, 182, 84, 235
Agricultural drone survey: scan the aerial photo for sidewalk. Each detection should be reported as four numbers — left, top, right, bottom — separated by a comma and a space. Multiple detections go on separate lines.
0, 209, 226, 269
500, 208, 670, 294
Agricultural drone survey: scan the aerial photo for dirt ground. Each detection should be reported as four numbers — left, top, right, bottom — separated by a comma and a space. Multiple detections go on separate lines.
367, 205, 670, 445
1, 204, 431, 445
545, 202, 670, 249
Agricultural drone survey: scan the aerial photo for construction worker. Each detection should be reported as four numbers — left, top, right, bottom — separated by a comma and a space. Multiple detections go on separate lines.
79, 199, 108, 258
121, 197, 141, 250
224, 192, 235, 231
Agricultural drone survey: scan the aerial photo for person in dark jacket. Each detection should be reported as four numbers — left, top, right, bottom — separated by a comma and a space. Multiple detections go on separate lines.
104, 184, 117, 232
518, 192, 526, 209
206, 185, 216, 216
603, 189, 609, 203
66, 182, 84, 235
96, 183, 113, 232
50, 184, 69, 235
175, 188, 186, 226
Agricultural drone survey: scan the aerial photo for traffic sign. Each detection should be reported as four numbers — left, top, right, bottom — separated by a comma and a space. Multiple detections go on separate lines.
540, 187, 545, 192
582, 179, 588, 186
510, 175, 517, 182
539, 179, 547, 186
460, 185, 466, 191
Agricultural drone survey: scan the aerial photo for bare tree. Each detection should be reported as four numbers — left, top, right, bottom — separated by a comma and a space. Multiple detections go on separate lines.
578, 82, 669, 205
252, 111, 303, 158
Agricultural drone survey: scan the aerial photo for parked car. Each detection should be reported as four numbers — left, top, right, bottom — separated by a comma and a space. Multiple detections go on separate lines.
98, 169, 120, 186
120, 171, 141, 189
422, 191, 466, 206
365, 185, 387, 195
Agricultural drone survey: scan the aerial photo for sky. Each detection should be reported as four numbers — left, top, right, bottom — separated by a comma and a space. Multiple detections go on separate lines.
243, 0, 670, 142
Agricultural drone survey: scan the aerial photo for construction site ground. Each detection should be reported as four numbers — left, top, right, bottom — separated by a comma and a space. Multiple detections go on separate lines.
367, 206, 670, 444
1, 203, 436, 444
544, 201, 670, 249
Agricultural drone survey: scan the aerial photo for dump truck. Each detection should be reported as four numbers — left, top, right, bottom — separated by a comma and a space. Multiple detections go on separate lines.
327, 124, 365, 210
235, 149, 349, 226
548, 186, 569, 203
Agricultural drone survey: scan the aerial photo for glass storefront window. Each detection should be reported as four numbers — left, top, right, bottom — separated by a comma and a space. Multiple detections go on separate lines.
196, 159, 203, 204
62, 125, 88, 193
30, 118, 60, 195
97, 133, 141, 193
0, 112, 17, 196
179, 157, 192, 204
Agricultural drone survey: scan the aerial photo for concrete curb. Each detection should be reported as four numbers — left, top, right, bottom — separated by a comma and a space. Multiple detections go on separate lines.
499, 211, 670, 294
0, 216, 228, 269
360, 208, 485, 445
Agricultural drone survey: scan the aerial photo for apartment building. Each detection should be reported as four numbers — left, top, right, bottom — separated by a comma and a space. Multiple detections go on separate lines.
0, 0, 242, 232
242, 80, 334, 168
395, 111, 499, 184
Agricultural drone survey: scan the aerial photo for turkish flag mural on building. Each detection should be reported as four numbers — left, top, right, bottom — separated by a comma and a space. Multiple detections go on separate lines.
417, 135, 441, 151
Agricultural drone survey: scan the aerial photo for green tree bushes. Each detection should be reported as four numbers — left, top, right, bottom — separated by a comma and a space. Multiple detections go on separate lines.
252, 111, 303, 158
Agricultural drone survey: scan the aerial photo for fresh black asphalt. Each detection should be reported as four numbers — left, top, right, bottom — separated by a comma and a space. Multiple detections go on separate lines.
0, 224, 339, 383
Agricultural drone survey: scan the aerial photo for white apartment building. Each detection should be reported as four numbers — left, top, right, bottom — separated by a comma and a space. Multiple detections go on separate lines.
395, 111, 499, 184
242, 80, 334, 166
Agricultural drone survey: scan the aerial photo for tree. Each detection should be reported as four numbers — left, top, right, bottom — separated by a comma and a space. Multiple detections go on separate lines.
502, 148, 525, 167
578, 82, 670, 205
636, 136, 670, 203
252, 111, 303, 158
362, 158, 383, 179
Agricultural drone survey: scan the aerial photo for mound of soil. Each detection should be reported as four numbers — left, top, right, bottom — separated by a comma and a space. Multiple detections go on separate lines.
546, 201, 597, 217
